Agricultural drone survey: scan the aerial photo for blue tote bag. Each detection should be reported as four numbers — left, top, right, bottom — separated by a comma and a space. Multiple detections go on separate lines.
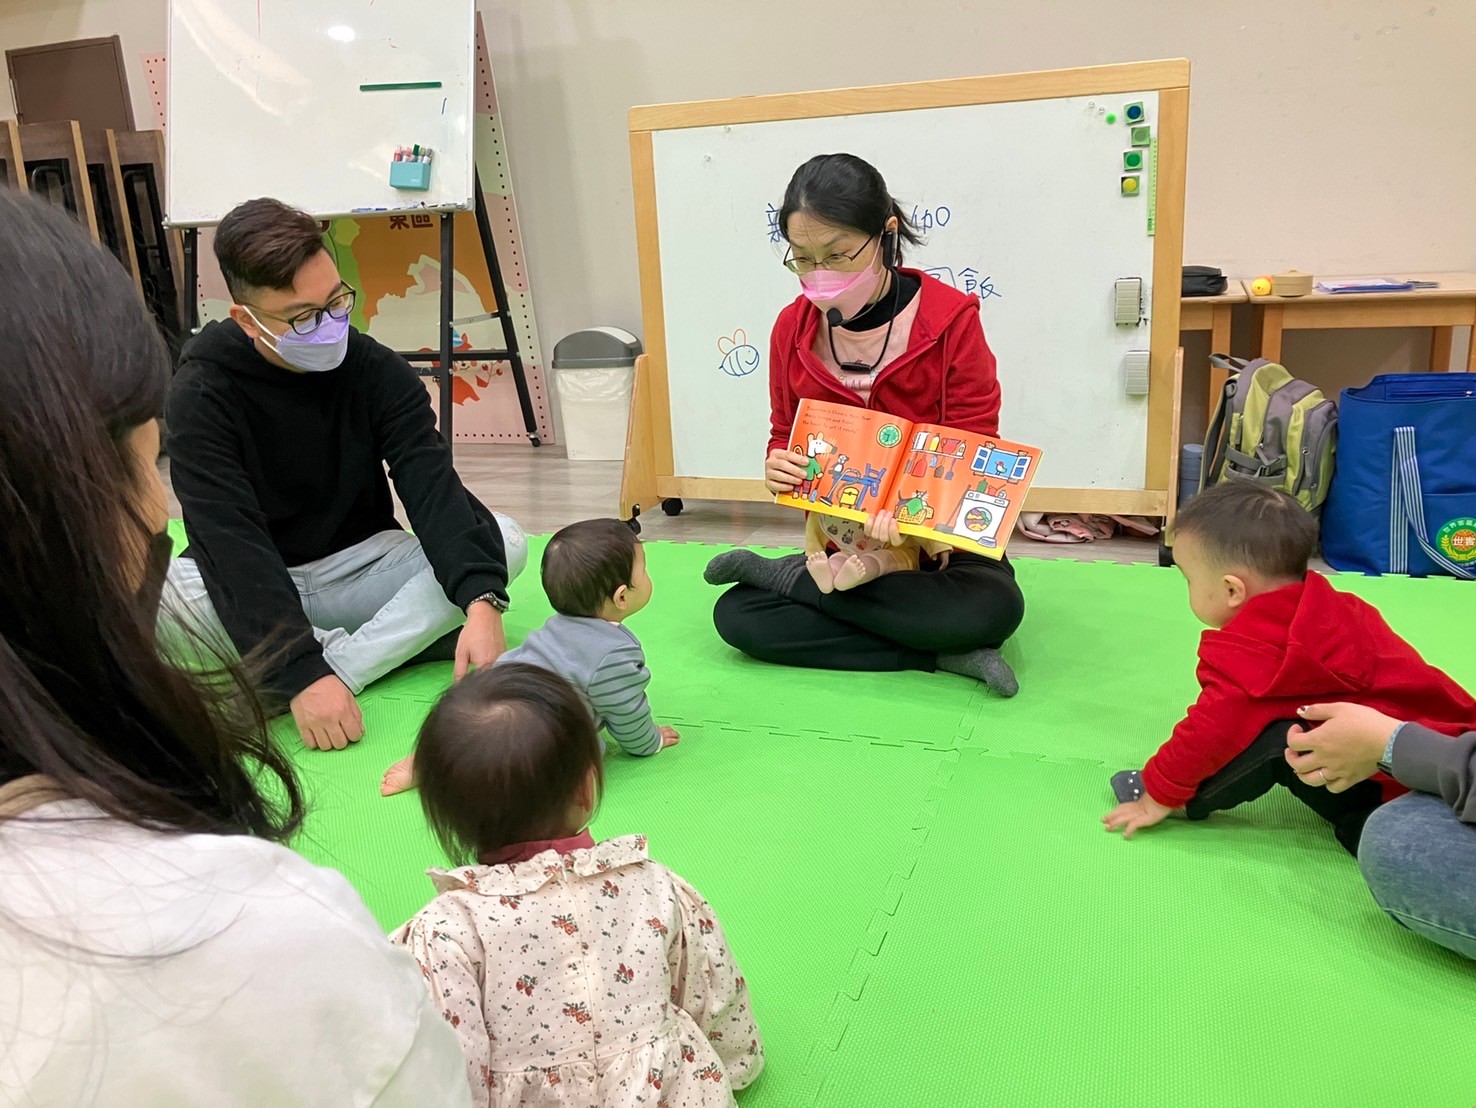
1322, 373, 1476, 578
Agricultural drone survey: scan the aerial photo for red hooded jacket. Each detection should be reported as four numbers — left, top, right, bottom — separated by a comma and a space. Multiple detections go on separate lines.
766, 268, 1001, 459
1142, 571, 1476, 808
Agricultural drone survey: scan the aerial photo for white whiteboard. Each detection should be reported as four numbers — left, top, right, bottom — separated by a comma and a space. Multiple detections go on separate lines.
652, 91, 1159, 490
167, 0, 475, 225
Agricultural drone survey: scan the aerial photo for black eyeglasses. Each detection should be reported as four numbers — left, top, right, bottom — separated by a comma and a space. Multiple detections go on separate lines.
782, 236, 875, 275
248, 285, 356, 335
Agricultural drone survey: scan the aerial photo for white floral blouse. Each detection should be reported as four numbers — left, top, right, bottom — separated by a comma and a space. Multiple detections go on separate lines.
390, 834, 764, 1106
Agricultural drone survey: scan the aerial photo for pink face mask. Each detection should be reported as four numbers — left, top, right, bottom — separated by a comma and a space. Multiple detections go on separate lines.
798, 240, 885, 325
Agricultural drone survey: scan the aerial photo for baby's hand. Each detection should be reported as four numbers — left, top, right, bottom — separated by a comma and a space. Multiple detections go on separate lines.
659, 726, 681, 749
863, 510, 905, 547
1102, 794, 1174, 838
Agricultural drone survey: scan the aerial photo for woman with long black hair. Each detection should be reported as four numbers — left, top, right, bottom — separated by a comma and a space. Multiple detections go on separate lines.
0, 190, 469, 1104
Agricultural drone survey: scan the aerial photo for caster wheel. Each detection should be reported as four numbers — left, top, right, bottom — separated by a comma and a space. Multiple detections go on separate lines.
1157, 543, 1175, 568
624, 504, 642, 535
661, 498, 684, 517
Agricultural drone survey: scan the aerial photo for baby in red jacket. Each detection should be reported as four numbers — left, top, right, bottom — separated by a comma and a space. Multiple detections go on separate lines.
1104, 482, 1476, 854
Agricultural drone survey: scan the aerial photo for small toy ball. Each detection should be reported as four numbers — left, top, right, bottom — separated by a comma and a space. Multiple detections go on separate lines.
1250, 276, 1273, 296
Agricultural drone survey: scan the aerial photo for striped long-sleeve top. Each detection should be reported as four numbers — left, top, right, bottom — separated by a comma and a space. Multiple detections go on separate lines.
496, 614, 661, 757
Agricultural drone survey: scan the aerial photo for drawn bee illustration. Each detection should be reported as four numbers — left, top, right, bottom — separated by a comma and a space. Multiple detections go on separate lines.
717, 329, 761, 378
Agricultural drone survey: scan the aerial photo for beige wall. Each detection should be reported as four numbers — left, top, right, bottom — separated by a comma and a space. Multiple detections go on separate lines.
475, 0, 1476, 440
0, 0, 164, 127
5, 0, 1473, 440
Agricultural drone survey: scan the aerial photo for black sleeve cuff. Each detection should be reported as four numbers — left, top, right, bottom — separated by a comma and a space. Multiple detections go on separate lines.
454, 575, 509, 612
267, 650, 338, 709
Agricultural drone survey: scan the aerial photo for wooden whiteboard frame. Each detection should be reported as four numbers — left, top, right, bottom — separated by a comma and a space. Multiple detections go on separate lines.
622, 59, 1189, 520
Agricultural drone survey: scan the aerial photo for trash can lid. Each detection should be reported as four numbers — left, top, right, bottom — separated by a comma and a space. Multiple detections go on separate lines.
552, 326, 642, 368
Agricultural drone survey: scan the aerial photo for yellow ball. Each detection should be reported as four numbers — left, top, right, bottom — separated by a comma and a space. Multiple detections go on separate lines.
1251, 277, 1273, 296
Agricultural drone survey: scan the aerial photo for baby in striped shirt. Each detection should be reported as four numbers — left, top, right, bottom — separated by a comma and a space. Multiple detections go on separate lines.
381, 518, 678, 796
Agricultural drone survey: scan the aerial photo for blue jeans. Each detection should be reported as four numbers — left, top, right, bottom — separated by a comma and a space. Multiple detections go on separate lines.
1358, 793, 1476, 960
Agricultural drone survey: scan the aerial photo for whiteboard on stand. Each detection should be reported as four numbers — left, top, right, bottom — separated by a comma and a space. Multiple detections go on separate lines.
624, 62, 1189, 518
166, 0, 475, 225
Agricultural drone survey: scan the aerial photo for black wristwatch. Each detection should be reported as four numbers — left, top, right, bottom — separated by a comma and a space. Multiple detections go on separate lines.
467, 591, 509, 614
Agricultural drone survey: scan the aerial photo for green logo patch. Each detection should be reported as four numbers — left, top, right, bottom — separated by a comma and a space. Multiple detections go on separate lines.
1436, 516, 1476, 564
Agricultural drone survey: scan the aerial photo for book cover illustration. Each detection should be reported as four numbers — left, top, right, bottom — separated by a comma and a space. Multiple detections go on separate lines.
774, 399, 1042, 558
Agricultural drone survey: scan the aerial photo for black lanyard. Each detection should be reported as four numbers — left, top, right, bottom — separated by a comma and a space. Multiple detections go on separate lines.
827, 270, 902, 376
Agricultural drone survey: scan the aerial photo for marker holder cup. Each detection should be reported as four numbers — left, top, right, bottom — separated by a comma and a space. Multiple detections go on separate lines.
390, 161, 431, 191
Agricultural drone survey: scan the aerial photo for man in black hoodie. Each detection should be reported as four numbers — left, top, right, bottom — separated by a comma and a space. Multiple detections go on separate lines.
163, 198, 526, 752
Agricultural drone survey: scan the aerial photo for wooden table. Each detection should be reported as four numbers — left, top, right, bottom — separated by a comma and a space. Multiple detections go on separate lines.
1180, 286, 1248, 419
1245, 272, 1476, 372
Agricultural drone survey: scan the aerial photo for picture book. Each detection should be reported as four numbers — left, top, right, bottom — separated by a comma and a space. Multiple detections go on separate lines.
774, 399, 1043, 559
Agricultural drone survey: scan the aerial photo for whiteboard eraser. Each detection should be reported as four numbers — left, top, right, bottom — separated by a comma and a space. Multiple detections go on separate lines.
1124, 350, 1150, 396
1114, 278, 1143, 326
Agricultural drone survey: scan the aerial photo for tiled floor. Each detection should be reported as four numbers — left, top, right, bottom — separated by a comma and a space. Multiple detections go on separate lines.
162, 444, 1165, 564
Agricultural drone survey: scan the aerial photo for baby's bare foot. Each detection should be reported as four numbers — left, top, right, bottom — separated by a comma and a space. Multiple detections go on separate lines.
806, 551, 836, 594
380, 754, 417, 797
832, 553, 878, 591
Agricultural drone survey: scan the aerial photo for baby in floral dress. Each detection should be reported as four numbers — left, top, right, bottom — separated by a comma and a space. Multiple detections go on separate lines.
391, 662, 763, 1106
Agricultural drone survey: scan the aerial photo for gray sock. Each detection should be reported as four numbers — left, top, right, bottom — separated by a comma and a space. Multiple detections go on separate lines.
937, 647, 1019, 698
703, 550, 807, 594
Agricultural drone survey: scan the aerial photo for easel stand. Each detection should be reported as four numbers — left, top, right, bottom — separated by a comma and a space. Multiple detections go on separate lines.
178, 169, 540, 449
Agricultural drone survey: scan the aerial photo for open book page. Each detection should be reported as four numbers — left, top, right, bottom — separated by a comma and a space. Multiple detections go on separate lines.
773, 400, 913, 524
890, 425, 1042, 558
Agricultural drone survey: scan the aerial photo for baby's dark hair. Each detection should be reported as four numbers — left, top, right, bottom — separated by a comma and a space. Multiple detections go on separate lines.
1174, 481, 1317, 580
541, 518, 640, 618
778, 153, 924, 265
414, 663, 604, 864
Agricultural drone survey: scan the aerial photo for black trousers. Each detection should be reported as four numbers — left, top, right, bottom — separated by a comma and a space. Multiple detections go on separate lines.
711, 550, 1025, 672
1186, 720, 1385, 856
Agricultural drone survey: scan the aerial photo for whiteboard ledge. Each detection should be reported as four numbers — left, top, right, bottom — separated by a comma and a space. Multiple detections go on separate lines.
164, 198, 475, 230
629, 58, 1190, 131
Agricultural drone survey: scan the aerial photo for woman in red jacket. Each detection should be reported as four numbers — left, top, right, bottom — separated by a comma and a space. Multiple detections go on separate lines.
705, 154, 1024, 693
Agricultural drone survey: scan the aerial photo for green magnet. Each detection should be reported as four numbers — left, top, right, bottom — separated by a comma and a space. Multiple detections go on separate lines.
1105, 112, 1117, 124
1130, 126, 1151, 147
1123, 150, 1144, 171
1124, 101, 1146, 124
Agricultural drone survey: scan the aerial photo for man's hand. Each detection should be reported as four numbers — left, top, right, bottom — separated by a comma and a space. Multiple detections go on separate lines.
291, 675, 364, 751
659, 725, 681, 749
1103, 793, 1174, 838
455, 600, 507, 681
1285, 702, 1397, 794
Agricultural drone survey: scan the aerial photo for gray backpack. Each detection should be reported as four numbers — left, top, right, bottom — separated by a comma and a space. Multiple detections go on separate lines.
1201, 355, 1338, 514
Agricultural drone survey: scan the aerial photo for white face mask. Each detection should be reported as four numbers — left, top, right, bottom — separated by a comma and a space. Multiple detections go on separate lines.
244, 307, 350, 373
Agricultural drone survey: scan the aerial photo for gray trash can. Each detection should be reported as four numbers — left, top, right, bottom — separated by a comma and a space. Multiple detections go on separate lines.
552, 327, 642, 461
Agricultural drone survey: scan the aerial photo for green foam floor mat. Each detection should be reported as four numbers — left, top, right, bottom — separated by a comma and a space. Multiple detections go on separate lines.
814, 752, 1476, 1108
594, 735, 952, 1107
241, 536, 1476, 1106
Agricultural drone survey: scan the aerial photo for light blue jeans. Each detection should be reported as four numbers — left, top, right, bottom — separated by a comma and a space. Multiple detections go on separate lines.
163, 519, 527, 695
1358, 792, 1476, 961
